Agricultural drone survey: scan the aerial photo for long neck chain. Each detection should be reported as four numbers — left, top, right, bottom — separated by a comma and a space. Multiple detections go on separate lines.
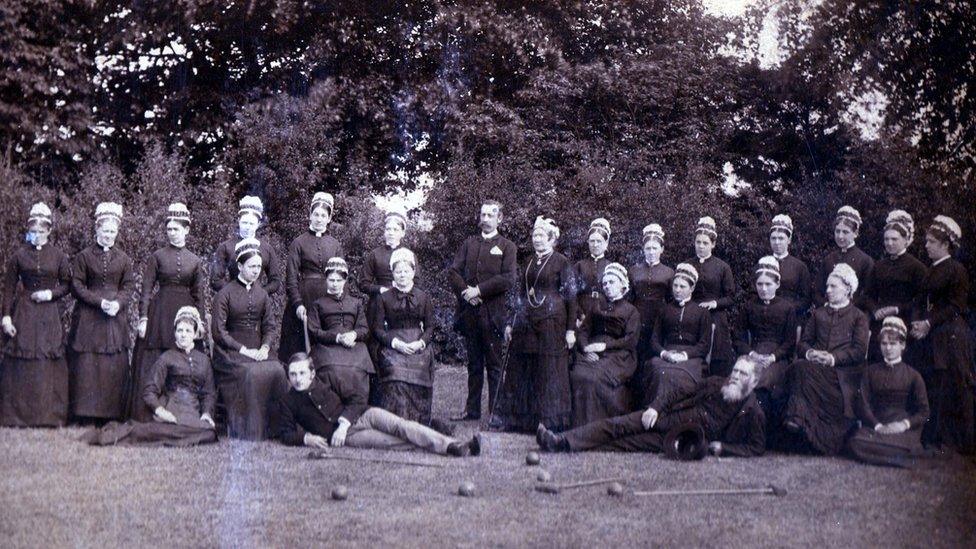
525, 252, 553, 308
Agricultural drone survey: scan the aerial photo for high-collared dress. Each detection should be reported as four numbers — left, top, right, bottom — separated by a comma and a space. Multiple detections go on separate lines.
496, 251, 577, 432
82, 348, 218, 447
813, 244, 874, 310
308, 291, 374, 399
572, 254, 611, 323
1, 242, 72, 426
848, 360, 929, 467
863, 250, 927, 362
688, 254, 737, 376
279, 229, 343, 362
128, 244, 207, 421
642, 298, 712, 409
372, 284, 436, 424
733, 295, 797, 396
913, 256, 973, 453
570, 295, 640, 426
628, 260, 675, 363
69, 244, 136, 420
212, 278, 287, 440
774, 253, 812, 316
783, 302, 869, 455
210, 235, 283, 296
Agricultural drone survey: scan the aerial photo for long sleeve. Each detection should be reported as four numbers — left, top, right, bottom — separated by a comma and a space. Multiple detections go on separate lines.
285, 238, 303, 308
858, 373, 881, 427
832, 310, 869, 367
796, 261, 812, 313
603, 306, 640, 351
329, 370, 367, 423
372, 296, 390, 346
715, 263, 735, 311
929, 263, 968, 328
720, 407, 766, 457
560, 259, 579, 331
797, 313, 818, 358
262, 241, 283, 296
448, 239, 470, 295
209, 241, 231, 293
277, 396, 307, 446
577, 309, 593, 349
114, 255, 137, 306
191, 258, 207, 314
733, 306, 752, 356
896, 262, 927, 316
260, 294, 276, 349
353, 300, 369, 341
360, 251, 382, 297
650, 313, 665, 356
907, 371, 930, 429
773, 307, 797, 361
51, 252, 72, 300
477, 240, 517, 298
2, 253, 18, 316
420, 293, 435, 344
690, 309, 712, 359
200, 357, 217, 416
71, 253, 102, 307
142, 353, 170, 411
212, 289, 244, 352
308, 301, 342, 344
138, 253, 159, 316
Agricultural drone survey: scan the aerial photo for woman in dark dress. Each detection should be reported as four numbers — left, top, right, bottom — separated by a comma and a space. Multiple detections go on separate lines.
813, 206, 874, 310
734, 256, 797, 419
1, 203, 71, 427
572, 218, 612, 325
864, 210, 927, 362
910, 216, 974, 454
570, 262, 640, 426
629, 223, 675, 377
69, 202, 136, 423
210, 195, 283, 296
642, 263, 712, 408
688, 216, 736, 376
372, 248, 439, 425
768, 214, 811, 316
783, 263, 870, 455
211, 238, 288, 440
128, 203, 207, 421
279, 192, 344, 362
82, 307, 218, 447
307, 257, 374, 399
494, 216, 576, 432
848, 317, 930, 467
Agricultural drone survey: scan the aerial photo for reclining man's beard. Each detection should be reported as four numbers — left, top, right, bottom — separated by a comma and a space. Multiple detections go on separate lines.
721, 380, 745, 402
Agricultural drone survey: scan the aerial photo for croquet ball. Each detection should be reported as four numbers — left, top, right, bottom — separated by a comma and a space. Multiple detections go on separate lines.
525, 451, 541, 466
458, 481, 476, 497
536, 470, 552, 483
332, 486, 349, 501
607, 482, 624, 497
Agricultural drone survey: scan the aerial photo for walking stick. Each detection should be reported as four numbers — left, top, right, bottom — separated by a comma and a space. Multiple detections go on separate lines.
307, 450, 445, 468
302, 314, 311, 354
534, 478, 624, 495
486, 337, 511, 429
632, 484, 787, 497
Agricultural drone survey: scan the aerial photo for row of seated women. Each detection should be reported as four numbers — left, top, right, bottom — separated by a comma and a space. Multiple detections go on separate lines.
1, 196, 971, 461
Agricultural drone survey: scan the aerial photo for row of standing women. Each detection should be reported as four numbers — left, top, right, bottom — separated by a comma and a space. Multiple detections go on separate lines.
1, 197, 972, 458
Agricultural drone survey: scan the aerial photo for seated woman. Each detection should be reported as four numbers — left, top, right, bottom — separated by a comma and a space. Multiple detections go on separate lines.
494, 216, 576, 432
783, 263, 869, 455
308, 257, 374, 399
372, 248, 439, 426
570, 263, 640, 426
641, 263, 712, 408
212, 238, 288, 440
734, 256, 797, 416
82, 307, 217, 447
848, 317, 930, 467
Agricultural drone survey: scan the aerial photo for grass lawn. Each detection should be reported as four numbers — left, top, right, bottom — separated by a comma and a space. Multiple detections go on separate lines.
2, 364, 974, 548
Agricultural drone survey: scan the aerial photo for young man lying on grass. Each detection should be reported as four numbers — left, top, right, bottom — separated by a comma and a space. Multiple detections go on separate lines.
278, 353, 481, 457
536, 356, 765, 457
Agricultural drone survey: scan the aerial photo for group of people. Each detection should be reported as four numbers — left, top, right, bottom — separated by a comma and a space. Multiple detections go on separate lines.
0, 194, 972, 467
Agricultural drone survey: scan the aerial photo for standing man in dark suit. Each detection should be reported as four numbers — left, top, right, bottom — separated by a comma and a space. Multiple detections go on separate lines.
448, 200, 517, 421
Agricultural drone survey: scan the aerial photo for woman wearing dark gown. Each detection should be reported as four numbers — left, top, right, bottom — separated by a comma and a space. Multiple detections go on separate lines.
128, 203, 207, 421
68, 202, 136, 423
910, 216, 974, 454
863, 210, 927, 362
629, 223, 675, 388
494, 216, 576, 432
570, 262, 640, 426
372, 248, 439, 425
813, 205, 874, 310
768, 214, 812, 316
1, 203, 71, 427
783, 263, 869, 455
642, 263, 712, 408
687, 216, 736, 376
848, 317, 930, 467
82, 307, 218, 447
279, 192, 344, 362
209, 195, 283, 296
572, 218, 612, 325
307, 257, 374, 399
211, 238, 288, 440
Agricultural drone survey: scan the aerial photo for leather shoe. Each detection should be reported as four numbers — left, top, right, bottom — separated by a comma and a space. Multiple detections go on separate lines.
429, 418, 456, 437
468, 433, 482, 457
536, 424, 566, 453
446, 441, 470, 457
451, 412, 480, 422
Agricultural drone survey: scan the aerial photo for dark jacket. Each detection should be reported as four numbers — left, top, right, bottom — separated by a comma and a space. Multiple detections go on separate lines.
734, 295, 797, 361
277, 371, 368, 446
448, 233, 517, 335
657, 377, 766, 457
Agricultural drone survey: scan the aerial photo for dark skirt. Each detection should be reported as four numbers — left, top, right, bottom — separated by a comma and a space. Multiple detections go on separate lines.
642, 352, 704, 409
848, 426, 927, 468
708, 310, 734, 376
0, 356, 69, 427
784, 360, 854, 455
495, 350, 572, 432
312, 341, 375, 374
570, 349, 636, 427
213, 356, 287, 440
143, 286, 194, 350
126, 346, 163, 422
69, 351, 129, 419
81, 420, 217, 447
4, 296, 65, 359
377, 381, 432, 425
279, 277, 328, 362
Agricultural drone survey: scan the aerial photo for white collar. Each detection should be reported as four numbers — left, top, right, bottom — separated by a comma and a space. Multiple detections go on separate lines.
394, 281, 414, 293
645, 259, 660, 267
839, 243, 855, 253
697, 254, 711, 264
676, 297, 690, 307
773, 252, 788, 260
169, 242, 185, 249
591, 254, 604, 261
310, 227, 326, 238
932, 255, 951, 267
481, 230, 498, 240
238, 275, 253, 291
883, 357, 901, 366
100, 245, 113, 252
889, 249, 906, 259
34, 243, 45, 251
536, 249, 554, 260
827, 300, 850, 310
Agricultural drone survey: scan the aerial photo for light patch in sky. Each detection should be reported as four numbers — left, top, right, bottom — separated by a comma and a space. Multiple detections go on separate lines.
703, 0, 753, 17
